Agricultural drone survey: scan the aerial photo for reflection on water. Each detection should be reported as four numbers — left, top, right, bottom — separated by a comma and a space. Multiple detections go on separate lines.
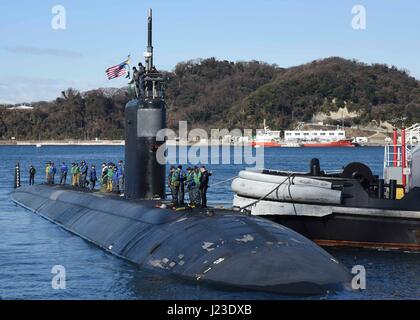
0, 146, 418, 299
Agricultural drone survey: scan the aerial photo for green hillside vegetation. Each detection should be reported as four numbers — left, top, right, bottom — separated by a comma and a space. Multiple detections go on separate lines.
227, 57, 420, 131
165, 58, 279, 129
0, 88, 129, 140
0, 57, 419, 140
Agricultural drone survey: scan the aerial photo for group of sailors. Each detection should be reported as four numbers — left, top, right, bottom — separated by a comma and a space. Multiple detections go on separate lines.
129, 63, 146, 97
168, 165, 212, 208
100, 161, 125, 195
129, 62, 159, 98
29, 161, 125, 195
28, 161, 212, 207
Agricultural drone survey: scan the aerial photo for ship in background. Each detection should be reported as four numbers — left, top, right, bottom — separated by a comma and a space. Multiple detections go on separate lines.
250, 120, 358, 148
250, 119, 282, 147
284, 128, 356, 147
234, 124, 420, 250
302, 140, 356, 147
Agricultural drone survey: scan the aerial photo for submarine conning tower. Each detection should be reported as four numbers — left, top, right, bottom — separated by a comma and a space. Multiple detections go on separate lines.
125, 8, 166, 200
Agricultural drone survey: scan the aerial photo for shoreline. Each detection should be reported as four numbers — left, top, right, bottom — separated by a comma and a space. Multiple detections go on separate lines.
0, 140, 388, 147
0, 140, 125, 146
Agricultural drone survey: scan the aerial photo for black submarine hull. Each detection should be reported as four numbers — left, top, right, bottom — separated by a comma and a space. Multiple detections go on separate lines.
11, 185, 351, 295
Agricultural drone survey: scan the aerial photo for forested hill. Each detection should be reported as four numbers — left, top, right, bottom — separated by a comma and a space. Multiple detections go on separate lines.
1, 57, 419, 140
226, 57, 420, 130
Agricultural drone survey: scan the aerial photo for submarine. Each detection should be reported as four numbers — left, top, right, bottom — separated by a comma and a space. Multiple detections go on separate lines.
11, 9, 351, 295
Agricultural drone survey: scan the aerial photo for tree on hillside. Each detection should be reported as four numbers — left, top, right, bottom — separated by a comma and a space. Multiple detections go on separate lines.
0, 57, 419, 140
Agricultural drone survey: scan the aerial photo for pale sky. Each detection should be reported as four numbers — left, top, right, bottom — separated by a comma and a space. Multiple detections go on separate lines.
1, 0, 420, 104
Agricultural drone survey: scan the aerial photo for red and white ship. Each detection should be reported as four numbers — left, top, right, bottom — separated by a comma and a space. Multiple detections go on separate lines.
250, 120, 282, 147
302, 139, 356, 148
284, 127, 357, 148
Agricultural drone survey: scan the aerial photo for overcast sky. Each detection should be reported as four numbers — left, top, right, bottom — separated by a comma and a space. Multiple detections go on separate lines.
1, 0, 420, 104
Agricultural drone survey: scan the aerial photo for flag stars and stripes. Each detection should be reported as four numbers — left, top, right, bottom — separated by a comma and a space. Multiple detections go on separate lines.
105, 56, 131, 80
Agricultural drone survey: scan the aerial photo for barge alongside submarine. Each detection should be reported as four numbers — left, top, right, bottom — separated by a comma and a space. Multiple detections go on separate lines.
233, 131, 420, 250
10, 9, 350, 295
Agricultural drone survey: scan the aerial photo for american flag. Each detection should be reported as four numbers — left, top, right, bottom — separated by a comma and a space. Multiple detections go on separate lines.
105, 56, 130, 80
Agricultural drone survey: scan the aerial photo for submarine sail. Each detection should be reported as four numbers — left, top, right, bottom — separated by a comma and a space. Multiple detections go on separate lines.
125, 8, 166, 200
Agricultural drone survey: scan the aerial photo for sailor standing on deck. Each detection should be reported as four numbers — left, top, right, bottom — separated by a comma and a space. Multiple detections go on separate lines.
106, 163, 114, 192
70, 163, 75, 186
168, 166, 177, 205
193, 166, 201, 205
185, 167, 196, 206
47, 163, 55, 184
89, 165, 97, 191
51, 163, 57, 184
101, 163, 108, 191
199, 166, 212, 208
80, 161, 88, 188
112, 164, 119, 192
74, 162, 80, 187
60, 162, 68, 185
117, 160, 125, 196
45, 162, 51, 184
129, 67, 139, 97
72, 163, 79, 187
138, 63, 146, 96
29, 165, 36, 185
178, 165, 186, 206
171, 166, 181, 206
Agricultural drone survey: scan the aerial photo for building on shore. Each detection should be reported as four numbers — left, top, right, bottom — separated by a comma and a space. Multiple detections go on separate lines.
284, 129, 346, 142
7, 104, 34, 110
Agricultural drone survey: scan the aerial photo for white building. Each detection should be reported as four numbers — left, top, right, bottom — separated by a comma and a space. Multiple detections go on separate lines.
255, 128, 281, 141
8, 104, 34, 110
353, 137, 368, 143
284, 130, 346, 142
254, 120, 281, 142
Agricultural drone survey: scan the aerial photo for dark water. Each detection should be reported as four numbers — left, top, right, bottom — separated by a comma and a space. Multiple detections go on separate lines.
0, 146, 419, 300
